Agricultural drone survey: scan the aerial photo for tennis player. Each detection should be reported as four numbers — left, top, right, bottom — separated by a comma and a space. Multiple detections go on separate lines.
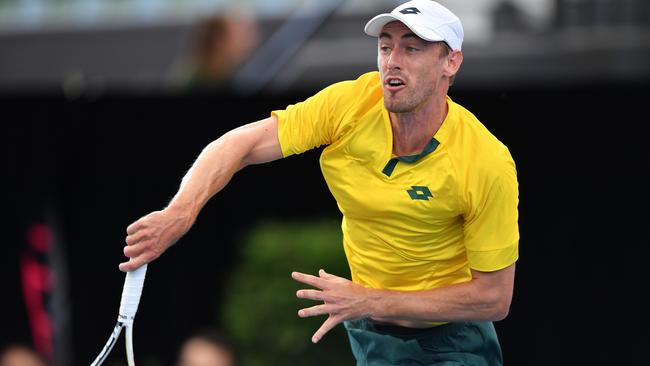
121, 1, 519, 364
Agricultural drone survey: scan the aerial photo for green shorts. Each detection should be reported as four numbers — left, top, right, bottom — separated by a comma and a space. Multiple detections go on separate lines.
344, 319, 503, 366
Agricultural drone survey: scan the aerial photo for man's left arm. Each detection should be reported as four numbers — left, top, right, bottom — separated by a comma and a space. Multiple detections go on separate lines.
292, 263, 515, 343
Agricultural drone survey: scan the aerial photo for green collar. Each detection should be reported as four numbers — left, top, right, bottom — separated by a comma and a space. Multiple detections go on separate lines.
382, 138, 440, 177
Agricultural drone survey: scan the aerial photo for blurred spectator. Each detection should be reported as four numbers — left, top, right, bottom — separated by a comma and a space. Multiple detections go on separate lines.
184, 13, 259, 88
0, 345, 47, 366
176, 329, 235, 366
493, 1, 527, 32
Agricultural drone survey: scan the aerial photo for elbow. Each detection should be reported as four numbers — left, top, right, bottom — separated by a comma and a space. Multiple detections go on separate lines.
217, 130, 250, 170
488, 292, 512, 321
471, 264, 516, 322
491, 301, 511, 321
480, 289, 512, 322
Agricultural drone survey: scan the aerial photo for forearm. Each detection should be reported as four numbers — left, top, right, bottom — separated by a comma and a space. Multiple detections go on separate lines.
167, 134, 244, 220
120, 117, 281, 271
365, 265, 515, 325
167, 116, 282, 223
292, 266, 514, 343
369, 280, 510, 325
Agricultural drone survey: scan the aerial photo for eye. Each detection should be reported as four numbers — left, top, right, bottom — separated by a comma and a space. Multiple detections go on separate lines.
380, 46, 391, 54
406, 46, 419, 52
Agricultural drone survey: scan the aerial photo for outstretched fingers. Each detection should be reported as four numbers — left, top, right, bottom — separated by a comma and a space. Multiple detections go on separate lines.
318, 268, 336, 279
311, 316, 341, 343
297, 289, 336, 302
298, 303, 333, 318
292, 269, 361, 343
291, 271, 330, 290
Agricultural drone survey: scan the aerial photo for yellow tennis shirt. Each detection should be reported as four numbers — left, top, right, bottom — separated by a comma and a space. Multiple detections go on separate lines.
272, 71, 519, 292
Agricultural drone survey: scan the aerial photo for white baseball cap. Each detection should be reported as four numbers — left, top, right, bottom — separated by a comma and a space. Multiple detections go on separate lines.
364, 0, 464, 51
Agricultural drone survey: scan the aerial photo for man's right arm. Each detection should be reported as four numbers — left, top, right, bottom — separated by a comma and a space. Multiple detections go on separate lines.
119, 115, 282, 272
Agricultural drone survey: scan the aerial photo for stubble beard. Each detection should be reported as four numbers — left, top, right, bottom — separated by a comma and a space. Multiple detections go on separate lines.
383, 82, 435, 114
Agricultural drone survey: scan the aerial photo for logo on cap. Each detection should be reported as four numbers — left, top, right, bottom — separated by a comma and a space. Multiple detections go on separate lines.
399, 7, 421, 15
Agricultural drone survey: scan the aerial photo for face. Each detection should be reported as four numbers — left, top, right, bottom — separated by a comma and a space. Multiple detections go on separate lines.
378, 21, 448, 113
177, 338, 233, 366
0, 347, 46, 366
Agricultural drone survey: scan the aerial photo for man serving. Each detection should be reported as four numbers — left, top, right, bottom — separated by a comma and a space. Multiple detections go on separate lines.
121, 1, 519, 364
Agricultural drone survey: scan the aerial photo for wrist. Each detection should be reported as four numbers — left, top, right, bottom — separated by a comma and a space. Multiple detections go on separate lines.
364, 287, 387, 319
164, 200, 196, 233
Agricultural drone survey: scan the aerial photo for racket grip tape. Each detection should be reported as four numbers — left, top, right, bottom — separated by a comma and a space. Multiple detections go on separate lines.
118, 264, 148, 324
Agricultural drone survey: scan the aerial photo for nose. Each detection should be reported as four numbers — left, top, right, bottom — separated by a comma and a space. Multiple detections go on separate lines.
386, 48, 403, 70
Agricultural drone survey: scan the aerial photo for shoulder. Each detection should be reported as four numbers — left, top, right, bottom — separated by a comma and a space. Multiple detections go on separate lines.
326, 71, 381, 91
274, 71, 382, 118
449, 99, 514, 166
445, 99, 517, 202
319, 71, 382, 107
306, 71, 383, 129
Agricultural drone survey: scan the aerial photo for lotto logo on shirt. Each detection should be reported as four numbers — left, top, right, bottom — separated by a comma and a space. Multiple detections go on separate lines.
407, 186, 432, 201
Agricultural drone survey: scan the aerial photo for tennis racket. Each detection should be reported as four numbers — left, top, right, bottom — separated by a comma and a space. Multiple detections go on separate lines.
90, 263, 148, 366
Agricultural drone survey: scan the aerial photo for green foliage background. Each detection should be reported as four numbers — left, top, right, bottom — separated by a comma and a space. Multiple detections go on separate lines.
220, 219, 355, 366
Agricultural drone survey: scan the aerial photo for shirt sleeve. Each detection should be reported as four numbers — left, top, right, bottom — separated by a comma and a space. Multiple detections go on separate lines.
271, 72, 381, 158
271, 83, 340, 158
463, 147, 519, 272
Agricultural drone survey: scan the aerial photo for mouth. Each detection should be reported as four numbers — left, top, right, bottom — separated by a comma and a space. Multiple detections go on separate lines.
384, 76, 406, 92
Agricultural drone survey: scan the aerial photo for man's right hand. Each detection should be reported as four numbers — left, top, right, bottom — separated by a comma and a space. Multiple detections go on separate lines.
119, 206, 192, 272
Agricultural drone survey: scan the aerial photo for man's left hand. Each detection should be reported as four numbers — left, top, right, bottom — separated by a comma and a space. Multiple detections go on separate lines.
292, 269, 373, 343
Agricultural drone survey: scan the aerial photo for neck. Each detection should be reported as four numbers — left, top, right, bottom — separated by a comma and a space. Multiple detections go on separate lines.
390, 93, 448, 156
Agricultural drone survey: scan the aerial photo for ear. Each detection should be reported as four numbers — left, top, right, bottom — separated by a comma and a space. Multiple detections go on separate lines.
444, 50, 463, 78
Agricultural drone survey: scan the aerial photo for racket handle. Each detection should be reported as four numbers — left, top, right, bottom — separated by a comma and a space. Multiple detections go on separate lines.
118, 263, 148, 325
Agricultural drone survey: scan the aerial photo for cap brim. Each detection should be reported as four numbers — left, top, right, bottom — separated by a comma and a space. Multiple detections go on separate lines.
364, 13, 445, 43
364, 14, 398, 37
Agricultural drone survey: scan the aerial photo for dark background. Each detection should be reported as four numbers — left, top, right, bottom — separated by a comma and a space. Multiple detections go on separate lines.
3, 79, 649, 365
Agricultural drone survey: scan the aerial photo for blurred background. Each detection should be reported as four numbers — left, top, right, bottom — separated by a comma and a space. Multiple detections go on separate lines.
1, 0, 649, 365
